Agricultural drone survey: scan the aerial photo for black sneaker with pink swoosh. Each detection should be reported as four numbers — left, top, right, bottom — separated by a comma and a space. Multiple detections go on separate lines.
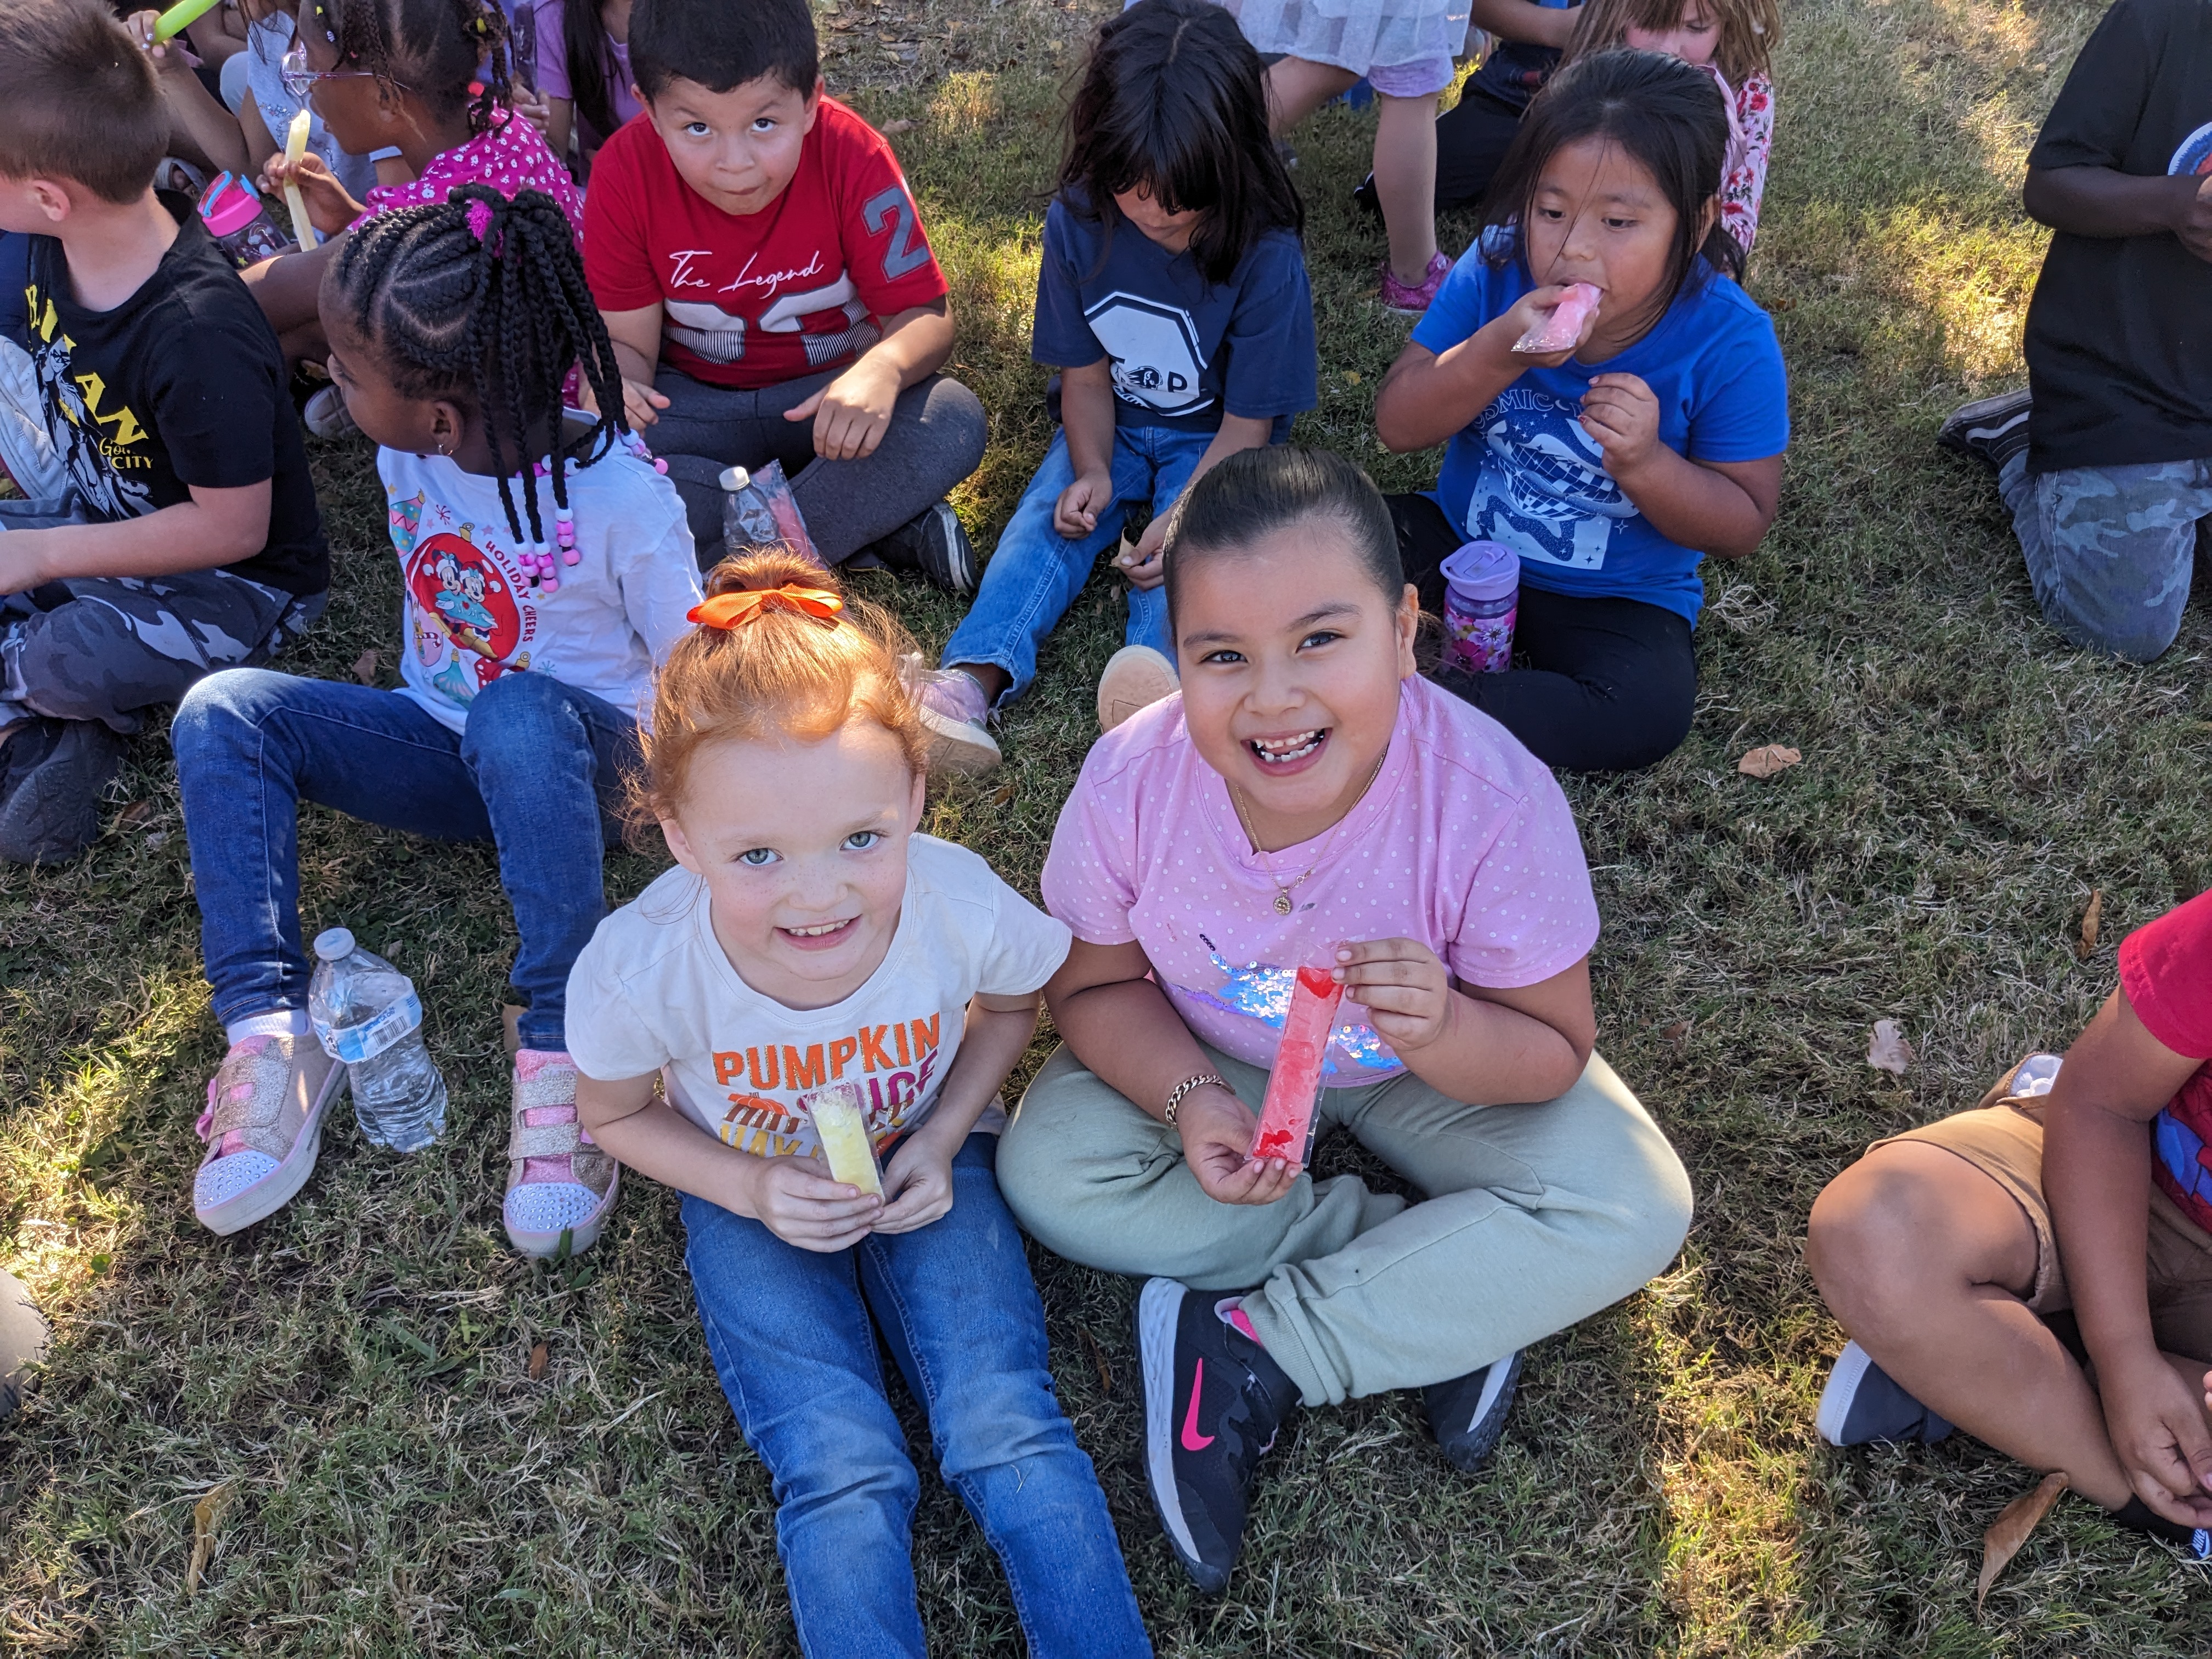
1136, 1277, 1301, 1593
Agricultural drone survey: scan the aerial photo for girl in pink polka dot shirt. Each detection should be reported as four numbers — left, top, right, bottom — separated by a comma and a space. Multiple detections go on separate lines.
995, 444, 1694, 1593
246, 0, 582, 402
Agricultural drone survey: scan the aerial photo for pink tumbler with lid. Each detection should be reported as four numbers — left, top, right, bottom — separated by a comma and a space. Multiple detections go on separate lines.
1439, 540, 1518, 675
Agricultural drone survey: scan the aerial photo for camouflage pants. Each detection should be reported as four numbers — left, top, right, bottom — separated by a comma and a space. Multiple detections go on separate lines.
0, 499, 325, 732
2000, 453, 2212, 663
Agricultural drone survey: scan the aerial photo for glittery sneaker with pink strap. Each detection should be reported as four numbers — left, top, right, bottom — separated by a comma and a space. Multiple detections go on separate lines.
503, 1049, 620, 1258
193, 1032, 347, 1235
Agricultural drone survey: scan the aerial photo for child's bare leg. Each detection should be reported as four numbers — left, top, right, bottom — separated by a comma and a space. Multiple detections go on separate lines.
1262, 57, 1360, 136
1807, 1140, 2136, 1508
1373, 92, 1442, 286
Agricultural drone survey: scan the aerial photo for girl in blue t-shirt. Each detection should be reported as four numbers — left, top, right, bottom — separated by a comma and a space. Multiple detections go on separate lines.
916, 0, 1317, 773
1374, 48, 1789, 772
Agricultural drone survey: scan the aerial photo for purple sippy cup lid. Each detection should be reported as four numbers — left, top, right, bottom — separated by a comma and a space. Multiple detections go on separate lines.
1439, 539, 1519, 602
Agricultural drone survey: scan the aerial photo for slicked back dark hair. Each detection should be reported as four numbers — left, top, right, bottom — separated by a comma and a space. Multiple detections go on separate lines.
630, 0, 818, 103
326, 185, 628, 546
311, 0, 512, 132
0, 0, 165, 205
1482, 46, 1741, 307
1163, 446, 1402, 629
1059, 0, 1302, 287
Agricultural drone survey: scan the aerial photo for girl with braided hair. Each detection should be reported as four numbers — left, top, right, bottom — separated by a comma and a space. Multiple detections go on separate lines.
172, 185, 702, 1259
244, 0, 581, 426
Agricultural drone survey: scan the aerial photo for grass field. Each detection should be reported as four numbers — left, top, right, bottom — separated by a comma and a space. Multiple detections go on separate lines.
8, 0, 2212, 1650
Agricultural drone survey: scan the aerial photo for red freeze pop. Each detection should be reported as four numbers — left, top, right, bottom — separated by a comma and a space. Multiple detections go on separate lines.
1249, 964, 1344, 1165
1513, 282, 1602, 354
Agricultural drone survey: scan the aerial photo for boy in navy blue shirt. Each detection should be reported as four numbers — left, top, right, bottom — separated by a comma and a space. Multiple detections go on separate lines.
915, 0, 1316, 772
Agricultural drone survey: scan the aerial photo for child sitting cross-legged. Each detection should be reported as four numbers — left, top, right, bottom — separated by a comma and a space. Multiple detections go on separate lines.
0, 0, 328, 867
582, 0, 989, 583
917, 0, 1316, 772
173, 186, 703, 1255
1808, 891, 2212, 1560
995, 445, 1694, 1592
567, 553, 1151, 1659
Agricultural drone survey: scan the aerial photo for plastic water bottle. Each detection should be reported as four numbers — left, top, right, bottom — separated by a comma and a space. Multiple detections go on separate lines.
1438, 540, 1520, 675
308, 928, 448, 1153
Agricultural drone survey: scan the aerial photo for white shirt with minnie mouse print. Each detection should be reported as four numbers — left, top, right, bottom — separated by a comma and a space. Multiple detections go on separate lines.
379, 437, 703, 735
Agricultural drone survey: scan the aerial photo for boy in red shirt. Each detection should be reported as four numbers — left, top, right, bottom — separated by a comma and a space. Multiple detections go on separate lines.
1808, 891, 2212, 1559
584, 0, 987, 588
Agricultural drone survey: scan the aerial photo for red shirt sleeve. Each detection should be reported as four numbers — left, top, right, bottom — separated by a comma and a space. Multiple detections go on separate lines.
583, 124, 669, 313
825, 103, 949, 319
2119, 889, 2212, 1061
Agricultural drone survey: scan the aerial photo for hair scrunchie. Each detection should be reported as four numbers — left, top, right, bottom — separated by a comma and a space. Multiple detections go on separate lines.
687, 585, 844, 630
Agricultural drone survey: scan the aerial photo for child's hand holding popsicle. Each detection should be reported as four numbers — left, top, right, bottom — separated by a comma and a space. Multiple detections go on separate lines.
258, 148, 363, 239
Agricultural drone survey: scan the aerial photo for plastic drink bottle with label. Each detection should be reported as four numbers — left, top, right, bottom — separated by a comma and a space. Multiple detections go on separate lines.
308, 928, 448, 1153
196, 173, 295, 269
1439, 540, 1519, 675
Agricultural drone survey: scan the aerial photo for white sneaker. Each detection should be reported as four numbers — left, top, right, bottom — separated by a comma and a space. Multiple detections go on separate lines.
1097, 645, 1179, 732
193, 1032, 347, 1235
302, 385, 360, 441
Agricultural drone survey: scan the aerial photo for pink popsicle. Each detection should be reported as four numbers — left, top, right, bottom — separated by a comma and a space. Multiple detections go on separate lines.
1513, 282, 1603, 354
1249, 965, 1345, 1166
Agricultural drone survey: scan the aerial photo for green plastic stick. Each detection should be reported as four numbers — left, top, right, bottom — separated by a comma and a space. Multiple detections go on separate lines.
152, 0, 223, 43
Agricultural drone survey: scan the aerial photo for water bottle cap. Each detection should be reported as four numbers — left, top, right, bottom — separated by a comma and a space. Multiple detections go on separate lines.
313, 927, 357, 961
1439, 539, 1520, 601
718, 465, 751, 493
198, 172, 267, 238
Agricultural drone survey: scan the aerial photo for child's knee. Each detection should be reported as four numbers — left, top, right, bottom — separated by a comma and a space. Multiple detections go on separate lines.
459, 671, 572, 754
170, 668, 279, 755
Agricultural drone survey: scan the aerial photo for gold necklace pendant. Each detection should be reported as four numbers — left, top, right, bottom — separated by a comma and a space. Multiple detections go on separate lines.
1273, 891, 1293, 916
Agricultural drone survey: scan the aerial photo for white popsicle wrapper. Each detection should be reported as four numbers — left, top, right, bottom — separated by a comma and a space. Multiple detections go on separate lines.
805, 1084, 883, 1197
282, 109, 319, 251
1513, 283, 1602, 354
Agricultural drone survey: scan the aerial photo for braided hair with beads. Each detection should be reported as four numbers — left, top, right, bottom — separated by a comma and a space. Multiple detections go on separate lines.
326, 183, 631, 552
303, 0, 512, 136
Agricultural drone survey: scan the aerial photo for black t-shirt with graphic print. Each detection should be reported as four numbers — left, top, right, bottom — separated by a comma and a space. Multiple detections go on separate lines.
2022, 0, 2212, 475
23, 195, 327, 596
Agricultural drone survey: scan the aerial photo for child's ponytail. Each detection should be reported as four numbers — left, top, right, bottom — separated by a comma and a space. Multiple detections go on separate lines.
638, 552, 929, 831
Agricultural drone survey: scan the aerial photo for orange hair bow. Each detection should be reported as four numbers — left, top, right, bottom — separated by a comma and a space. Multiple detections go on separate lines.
687, 585, 844, 630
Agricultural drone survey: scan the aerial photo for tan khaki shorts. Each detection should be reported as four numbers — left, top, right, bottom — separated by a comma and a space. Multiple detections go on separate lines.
1876, 1088, 2212, 1363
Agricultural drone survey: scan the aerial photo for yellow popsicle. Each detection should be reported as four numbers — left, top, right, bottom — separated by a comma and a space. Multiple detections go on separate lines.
806, 1085, 882, 1197
282, 109, 319, 251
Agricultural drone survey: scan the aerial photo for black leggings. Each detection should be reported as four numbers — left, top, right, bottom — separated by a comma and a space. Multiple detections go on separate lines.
1389, 493, 1697, 773
1433, 84, 1531, 212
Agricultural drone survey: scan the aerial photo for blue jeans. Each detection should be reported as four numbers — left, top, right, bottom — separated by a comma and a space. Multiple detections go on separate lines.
171, 668, 637, 1051
1999, 452, 2212, 662
942, 424, 1215, 700
681, 1135, 1150, 1659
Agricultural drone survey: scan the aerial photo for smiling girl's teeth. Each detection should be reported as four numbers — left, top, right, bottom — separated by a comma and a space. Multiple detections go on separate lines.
785, 920, 849, 938
1251, 730, 1324, 764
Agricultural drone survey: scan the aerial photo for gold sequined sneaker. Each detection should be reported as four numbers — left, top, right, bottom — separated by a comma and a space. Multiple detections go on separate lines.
193, 1033, 347, 1235
503, 1050, 620, 1259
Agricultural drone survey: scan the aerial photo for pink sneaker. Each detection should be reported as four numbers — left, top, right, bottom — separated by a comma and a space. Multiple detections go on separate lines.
503, 1049, 620, 1259
1380, 251, 1454, 315
907, 658, 1001, 776
193, 1032, 347, 1235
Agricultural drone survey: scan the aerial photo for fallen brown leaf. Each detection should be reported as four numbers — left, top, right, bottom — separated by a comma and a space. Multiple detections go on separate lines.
2075, 889, 2102, 961
1660, 1020, 1691, 1043
185, 1481, 235, 1596
990, 782, 1016, 807
1977, 1471, 2067, 1613
351, 650, 381, 686
1867, 1018, 1914, 1075
115, 800, 154, 830
1737, 743, 1802, 779
528, 1341, 548, 1380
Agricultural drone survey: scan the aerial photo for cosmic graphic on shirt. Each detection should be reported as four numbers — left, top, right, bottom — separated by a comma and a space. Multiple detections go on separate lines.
1462, 385, 1639, 571
1173, 937, 1403, 1081
2172, 120, 2212, 179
